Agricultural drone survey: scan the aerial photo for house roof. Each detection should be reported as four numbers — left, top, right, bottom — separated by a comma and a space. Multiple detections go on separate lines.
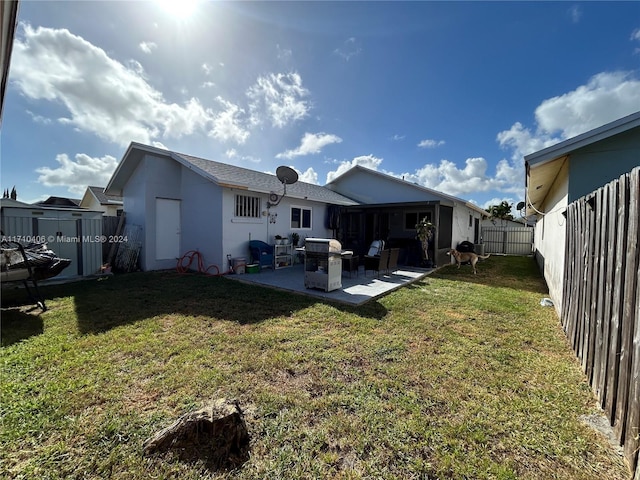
105, 142, 359, 207
85, 186, 123, 205
524, 110, 640, 215
35, 196, 82, 208
325, 164, 489, 216
0, 197, 98, 213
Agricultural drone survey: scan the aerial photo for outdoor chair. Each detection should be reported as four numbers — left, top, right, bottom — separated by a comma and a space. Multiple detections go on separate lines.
366, 239, 385, 257
249, 240, 274, 269
387, 248, 400, 274
364, 248, 390, 277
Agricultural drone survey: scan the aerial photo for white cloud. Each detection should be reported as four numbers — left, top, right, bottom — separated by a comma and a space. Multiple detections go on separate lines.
276, 132, 342, 159
418, 139, 445, 148
139, 41, 157, 54
12, 24, 217, 147
225, 148, 260, 164
631, 28, 640, 41
247, 72, 310, 128
568, 5, 582, 24
209, 97, 249, 144
36, 153, 119, 194
391, 134, 405, 141
296, 167, 318, 185
498, 71, 640, 161
334, 37, 362, 61
405, 157, 507, 197
326, 154, 383, 183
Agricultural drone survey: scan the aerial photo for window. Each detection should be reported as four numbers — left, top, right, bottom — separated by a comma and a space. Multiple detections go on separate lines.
469, 214, 473, 227
235, 194, 261, 218
291, 206, 312, 229
405, 211, 431, 230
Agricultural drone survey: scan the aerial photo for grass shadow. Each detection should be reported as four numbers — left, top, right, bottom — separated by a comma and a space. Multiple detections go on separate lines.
68, 271, 388, 334
1, 307, 44, 346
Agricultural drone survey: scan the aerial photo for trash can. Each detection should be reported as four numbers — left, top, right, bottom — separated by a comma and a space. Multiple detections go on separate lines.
233, 257, 246, 274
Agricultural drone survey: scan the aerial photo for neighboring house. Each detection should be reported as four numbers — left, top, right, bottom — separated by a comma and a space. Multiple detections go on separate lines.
35, 196, 81, 208
80, 186, 123, 216
104, 143, 359, 272
325, 165, 488, 267
1, 197, 103, 279
524, 110, 640, 310
1, 0, 19, 124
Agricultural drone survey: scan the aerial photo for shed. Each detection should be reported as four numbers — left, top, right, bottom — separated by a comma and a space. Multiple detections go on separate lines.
1, 198, 104, 279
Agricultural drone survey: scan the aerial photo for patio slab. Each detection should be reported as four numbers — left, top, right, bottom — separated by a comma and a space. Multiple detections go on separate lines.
226, 263, 434, 306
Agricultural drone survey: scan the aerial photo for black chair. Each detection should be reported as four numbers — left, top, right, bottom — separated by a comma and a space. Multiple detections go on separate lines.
387, 248, 400, 274
365, 248, 390, 277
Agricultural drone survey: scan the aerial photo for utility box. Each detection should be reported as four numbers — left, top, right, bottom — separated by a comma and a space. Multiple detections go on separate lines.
233, 257, 246, 274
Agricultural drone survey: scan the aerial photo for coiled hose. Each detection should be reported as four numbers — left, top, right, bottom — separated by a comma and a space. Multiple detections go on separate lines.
176, 250, 221, 276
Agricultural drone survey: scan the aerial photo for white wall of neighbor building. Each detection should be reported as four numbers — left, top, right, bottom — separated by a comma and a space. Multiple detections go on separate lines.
81, 194, 120, 216
532, 159, 569, 314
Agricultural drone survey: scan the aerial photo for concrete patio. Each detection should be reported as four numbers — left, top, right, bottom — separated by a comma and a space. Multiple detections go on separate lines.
226, 263, 434, 306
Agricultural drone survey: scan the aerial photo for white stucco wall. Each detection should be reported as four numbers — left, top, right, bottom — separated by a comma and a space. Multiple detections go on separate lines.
221, 191, 333, 269
533, 159, 569, 314
179, 167, 223, 271
451, 205, 482, 245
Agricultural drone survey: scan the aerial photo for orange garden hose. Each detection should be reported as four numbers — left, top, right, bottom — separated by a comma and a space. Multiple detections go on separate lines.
176, 250, 221, 276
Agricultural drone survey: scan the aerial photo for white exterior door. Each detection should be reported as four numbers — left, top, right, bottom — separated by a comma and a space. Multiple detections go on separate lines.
156, 198, 181, 260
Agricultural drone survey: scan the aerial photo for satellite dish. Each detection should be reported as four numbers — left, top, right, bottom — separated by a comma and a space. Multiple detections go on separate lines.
267, 166, 299, 209
276, 166, 299, 185
516, 201, 526, 211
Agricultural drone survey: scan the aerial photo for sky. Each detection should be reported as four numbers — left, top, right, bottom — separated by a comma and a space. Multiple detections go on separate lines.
2, 1, 640, 213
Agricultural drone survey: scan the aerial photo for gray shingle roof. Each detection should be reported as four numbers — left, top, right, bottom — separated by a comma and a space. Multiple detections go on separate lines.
88, 186, 123, 205
175, 153, 359, 206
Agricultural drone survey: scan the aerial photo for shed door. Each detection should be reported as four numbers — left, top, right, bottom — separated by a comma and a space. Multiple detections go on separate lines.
156, 198, 181, 260
37, 218, 79, 277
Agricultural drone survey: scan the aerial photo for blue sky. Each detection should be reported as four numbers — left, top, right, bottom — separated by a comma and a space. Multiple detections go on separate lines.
2, 1, 640, 211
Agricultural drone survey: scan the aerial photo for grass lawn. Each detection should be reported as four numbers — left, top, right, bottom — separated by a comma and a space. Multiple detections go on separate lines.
1, 256, 629, 479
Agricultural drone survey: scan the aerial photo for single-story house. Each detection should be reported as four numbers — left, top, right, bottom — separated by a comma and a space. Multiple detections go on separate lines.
104, 143, 359, 272
1, 197, 103, 279
80, 186, 123, 216
325, 165, 488, 266
524, 110, 640, 310
105, 142, 488, 272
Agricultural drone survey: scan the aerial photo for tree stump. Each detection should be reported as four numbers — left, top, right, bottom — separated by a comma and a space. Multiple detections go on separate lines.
143, 398, 250, 470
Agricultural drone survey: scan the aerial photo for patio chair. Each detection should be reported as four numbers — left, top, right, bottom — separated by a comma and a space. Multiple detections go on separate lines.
387, 248, 400, 274
364, 248, 390, 277
249, 240, 274, 269
366, 239, 385, 257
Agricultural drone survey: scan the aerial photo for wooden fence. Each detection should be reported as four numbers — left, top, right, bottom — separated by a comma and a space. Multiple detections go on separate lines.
561, 166, 639, 477
481, 226, 534, 255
